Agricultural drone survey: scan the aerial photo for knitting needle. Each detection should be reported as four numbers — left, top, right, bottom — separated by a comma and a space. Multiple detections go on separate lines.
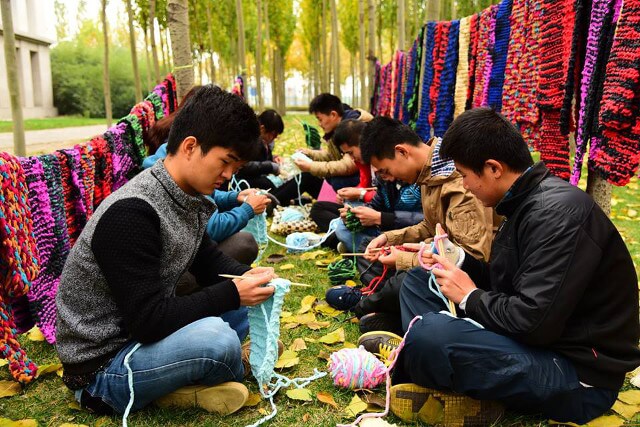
435, 223, 457, 317
218, 274, 311, 288
340, 247, 385, 256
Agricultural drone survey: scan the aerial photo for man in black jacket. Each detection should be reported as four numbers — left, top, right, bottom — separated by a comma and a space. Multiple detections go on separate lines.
373, 108, 640, 424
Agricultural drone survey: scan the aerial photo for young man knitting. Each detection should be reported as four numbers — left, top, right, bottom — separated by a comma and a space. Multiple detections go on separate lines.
377, 108, 640, 424
56, 85, 277, 417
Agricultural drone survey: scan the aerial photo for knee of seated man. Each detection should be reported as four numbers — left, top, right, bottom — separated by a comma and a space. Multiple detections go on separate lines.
406, 312, 462, 352
237, 232, 259, 256
186, 317, 242, 360
401, 267, 434, 295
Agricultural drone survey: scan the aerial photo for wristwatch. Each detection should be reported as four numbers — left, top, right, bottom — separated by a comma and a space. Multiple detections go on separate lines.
359, 189, 367, 201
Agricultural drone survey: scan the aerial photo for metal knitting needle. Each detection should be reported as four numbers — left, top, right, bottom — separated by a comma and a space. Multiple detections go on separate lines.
219, 274, 311, 287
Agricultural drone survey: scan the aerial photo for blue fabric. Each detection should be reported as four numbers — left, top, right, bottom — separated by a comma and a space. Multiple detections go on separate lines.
487, 0, 513, 111
393, 53, 405, 120
434, 20, 460, 137
395, 267, 618, 425
79, 316, 245, 414
414, 22, 437, 140
143, 143, 253, 242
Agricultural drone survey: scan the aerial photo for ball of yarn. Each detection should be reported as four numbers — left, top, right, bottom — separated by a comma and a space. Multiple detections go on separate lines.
280, 207, 306, 223
328, 347, 387, 389
327, 258, 356, 285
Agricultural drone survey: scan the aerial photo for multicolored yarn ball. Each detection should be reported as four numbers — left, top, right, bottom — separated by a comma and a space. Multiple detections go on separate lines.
328, 347, 387, 389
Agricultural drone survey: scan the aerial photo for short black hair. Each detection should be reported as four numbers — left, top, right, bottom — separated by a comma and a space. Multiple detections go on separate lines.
360, 116, 422, 163
167, 85, 261, 161
333, 119, 366, 150
309, 93, 344, 116
258, 109, 284, 135
440, 107, 533, 174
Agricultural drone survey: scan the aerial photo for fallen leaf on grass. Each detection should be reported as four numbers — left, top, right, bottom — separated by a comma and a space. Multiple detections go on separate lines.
319, 328, 345, 344
317, 350, 330, 361
418, 395, 444, 424
0, 380, 21, 398
314, 302, 343, 317
315, 260, 331, 268
258, 408, 269, 415
35, 363, 63, 378
282, 312, 316, 325
363, 393, 386, 408
549, 421, 580, 426
0, 419, 38, 427
94, 417, 110, 427
27, 326, 45, 341
56, 367, 63, 377
612, 399, 640, 419
289, 338, 307, 351
617, 390, 640, 405
283, 322, 300, 329
300, 250, 326, 260
302, 413, 310, 422
298, 295, 317, 314
585, 415, 625, 427
307, 321, 331, 330
631, 371, 640, 388
342, 342, 357, 349
316, 391, 338, 408
59, 424, 89, 427
243, 393, 262, 407
345, 280, 358, 287
280, 311, 292, 318
629, 209, 638, 217
275, 350, 300, 369
304, 337, 317, 343
344, 394, 368, 417
68, 401, 82, 411
265, 253, 286, 264
0, 359, 7, 367
286, 388, 313, 401
279, 263, 295, 270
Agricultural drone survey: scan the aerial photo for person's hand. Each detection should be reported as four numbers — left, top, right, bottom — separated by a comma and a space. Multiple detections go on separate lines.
432, 223, 463, 265
233, 270, 276, 306
337, 187, 362, 201
350, 206, 382, 227
338, 206, 348, 220
245, 266, 276, 277
294, 158, 312, 172
336, 194, 344, 204
431, 254, 476, 304
364, 234, 388, 262
273, 155, 284, 165
377, 246, 398, 268
296, 148, 312, 155
237, 188, 257, 203
244, 193, 271, 215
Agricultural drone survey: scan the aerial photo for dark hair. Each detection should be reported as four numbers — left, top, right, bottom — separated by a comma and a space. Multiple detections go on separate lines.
166, 85, 261, 161
147, 85, 202, 154
333, 119, 366, 149
258, 109, 284, 135
309, 93, 344, 116
440, 107, 533, 174
360, 116, 422, 163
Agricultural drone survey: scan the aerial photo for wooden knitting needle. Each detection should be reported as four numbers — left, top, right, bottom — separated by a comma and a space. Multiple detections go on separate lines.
340, 247, 384, 256
435, 223, 457, 317
218, 274, 311, 288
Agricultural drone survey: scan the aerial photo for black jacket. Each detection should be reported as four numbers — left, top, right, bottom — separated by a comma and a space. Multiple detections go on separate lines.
236, 140, 279, 179
462, 162, 640, 390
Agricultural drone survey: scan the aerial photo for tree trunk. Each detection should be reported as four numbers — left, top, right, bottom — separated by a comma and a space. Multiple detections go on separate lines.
377, 7, 382, 61
359, 0, 366, 107
167, 0, 193, 101
427, 0, 440, 21
159, 25, 168, 76
1, 0, 25, 156
350, 53, 356, 105
368, 0, 375, 107
586, 171, 612, 216
256, 0, 263, 110
264, 0, 273, 107
165, 27, 173, 70
101, 0, 113, 127
144, 27, 153, 90
205, 1, 216, 84
277, 49, 286, 115
398, 0, 405, 51
236, 0, 246, 79
149, 0, 161, 83
321, 0, 328, 92
125, 0, 142, 101
330, 0, 340, 97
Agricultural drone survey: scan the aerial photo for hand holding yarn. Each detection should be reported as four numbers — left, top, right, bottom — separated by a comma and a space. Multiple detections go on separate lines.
364, 234, 388, 262
350, 206, 382, 227
431, 254, 476, 304
244, 193, 272, 215
233, 270, 276, 306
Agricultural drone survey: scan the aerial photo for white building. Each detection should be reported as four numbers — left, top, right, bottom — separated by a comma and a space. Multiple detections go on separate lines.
0, 0, 57, 119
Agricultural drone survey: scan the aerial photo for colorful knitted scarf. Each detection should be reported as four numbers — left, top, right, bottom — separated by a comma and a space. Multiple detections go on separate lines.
55, 149, 90, 246
402, 39, 419, 124
428, 22, 451, 128
104, 122, 137, 190
0, 152, 40, 383
434, 19, 460, 137
472, 5, 498, 108
487, 0, 513, 111
89, 136, 114, 207
466, 13, 481, 110
415, 22, 437, 140
406, 28, 424, 127
454, 16, 471, 118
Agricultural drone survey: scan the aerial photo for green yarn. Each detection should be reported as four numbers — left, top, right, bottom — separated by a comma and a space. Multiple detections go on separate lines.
344, 209, 364, 233
301, 121, 321, 150
327, 258, 357, 285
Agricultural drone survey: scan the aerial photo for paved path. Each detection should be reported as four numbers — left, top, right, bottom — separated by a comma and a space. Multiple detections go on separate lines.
0, 124, 109, 155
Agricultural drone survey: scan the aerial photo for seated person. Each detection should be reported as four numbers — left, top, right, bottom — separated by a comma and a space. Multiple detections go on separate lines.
56, 85, 277, 417
271, 93, 373, 205
370, 107, 640, 425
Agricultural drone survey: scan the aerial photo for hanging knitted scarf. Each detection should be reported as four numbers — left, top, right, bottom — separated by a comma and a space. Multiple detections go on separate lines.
0, 152, 39, 383
415, 22, 437, 140
378, 63, 393, 117
119, 110, 148, 164
371, 60, 381, 115
75, 143, 96, 219
487, 0, 513, 111
145, 91, 166, 122
592, 0, 640, 185
406, 28, 424, 127
402, 41, 419, 125
454, 16, 471, 118
428, 22, 451, 128
434, 20, 460, 137
393, 51, 406, 120
571, 0, 618, 185
105, 122, 137, 190
89, 136, 114, 207
412, 24, 429, 130
55, 149, 87, 247
472, 5, 498, 108
466, 13, 481, 110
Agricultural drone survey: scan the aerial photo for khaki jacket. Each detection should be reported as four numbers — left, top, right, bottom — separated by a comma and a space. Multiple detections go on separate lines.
383, 140, 495, 270
302, 109, 373, 178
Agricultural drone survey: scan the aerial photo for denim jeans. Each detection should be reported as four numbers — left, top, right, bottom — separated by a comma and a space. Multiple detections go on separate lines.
334, 220, 380, 253
77, 312, 247, 414
394, 267, 617, 424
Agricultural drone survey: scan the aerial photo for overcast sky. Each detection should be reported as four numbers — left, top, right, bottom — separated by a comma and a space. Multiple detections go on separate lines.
57, 0, 124, 40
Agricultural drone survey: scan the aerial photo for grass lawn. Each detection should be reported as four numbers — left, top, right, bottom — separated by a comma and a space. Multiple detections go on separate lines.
0, 116, 106, 133
1, 114, 639, 426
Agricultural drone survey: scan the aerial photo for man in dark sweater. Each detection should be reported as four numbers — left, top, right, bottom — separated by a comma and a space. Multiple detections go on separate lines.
370, 108, 640, 424
55, 85, 276, 417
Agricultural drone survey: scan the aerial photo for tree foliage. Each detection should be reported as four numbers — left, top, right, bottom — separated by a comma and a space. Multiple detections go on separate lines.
338, 0, 358, 55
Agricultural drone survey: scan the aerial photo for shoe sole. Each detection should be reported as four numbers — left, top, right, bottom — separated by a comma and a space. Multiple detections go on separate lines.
155, 382, 249, 415
357, 330, 403, 347
390, 383, 504, 427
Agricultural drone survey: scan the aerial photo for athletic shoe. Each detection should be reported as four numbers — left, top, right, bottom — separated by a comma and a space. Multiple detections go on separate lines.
325, 285, 362, 311
389, 383, 504, 426
357, 330, 403, 363
241, 339, 284, 378
358, 312, 403, 336
155, 382, 249, 415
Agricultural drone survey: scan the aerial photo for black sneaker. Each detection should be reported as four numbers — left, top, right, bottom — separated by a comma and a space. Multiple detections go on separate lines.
325, 285, 362, 311
357, 330, 403, 363
359, 312, 403, 336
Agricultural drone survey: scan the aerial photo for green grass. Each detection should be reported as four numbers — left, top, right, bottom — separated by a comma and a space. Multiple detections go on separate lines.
0, 116, 106, 133
1, 114, 638, 426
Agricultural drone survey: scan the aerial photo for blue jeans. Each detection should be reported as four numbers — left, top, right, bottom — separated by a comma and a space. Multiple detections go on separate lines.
334, 220, 380, 253
78, 312, 247, 414
326, 174, 360, 192
395, 267, 617, 424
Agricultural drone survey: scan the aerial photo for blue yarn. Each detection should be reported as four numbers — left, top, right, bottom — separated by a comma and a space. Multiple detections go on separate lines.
487, 0, 513, 111
122, 342, 142, 427
402, 38, 419, 124
434, 20, 460, 137
267, 217, 342, 252
393, 52, 405, 120
280, 207, 306, 222
285, 232, 322, 253
414, 22, 437, 140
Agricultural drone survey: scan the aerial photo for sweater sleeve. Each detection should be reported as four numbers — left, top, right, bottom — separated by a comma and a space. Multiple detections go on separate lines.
212, 190, 240, 211
189, 235, 251, 282
205, 203, 255, 242
91, 198, 242, 343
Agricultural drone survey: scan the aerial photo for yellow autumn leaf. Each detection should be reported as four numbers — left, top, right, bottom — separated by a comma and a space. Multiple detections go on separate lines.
317, 350, 330, 361
286, 388, 313, 401
67, 401, 82, 411
344, 394, 368, 417
612, 399, 640, 419
302, 413, 310, 422
283, 322, 300, 329
59, 424, 89, 427
319, 328, 345, 344
345, 280, 358, 287
35, 363, 63, 378
56, 367, 64, 377
0, 380, 21, 398
307, 321, 331, 330
342, 342, 357, 349
27, 326, 45, 342
0, 359, 7, 368
628, 209, 637, 217
304, 337, 317, 343
585, 415, 625, 427
243, 393, 262, 407
289, 338, 307, 351
549, 421, 580, 426
617, 389, 640, 405
300, 250, 326, 260
298, 295, 317, 314
93, 417, 110, 427
316, 391, 338, 408
0, 419, 38, 427
314, 302, 343, 317
275, 350, 300, 369
280, 311, 292, 318
279, 263, 295, 270
315, 260, 331, 268
258, 407, 269, 415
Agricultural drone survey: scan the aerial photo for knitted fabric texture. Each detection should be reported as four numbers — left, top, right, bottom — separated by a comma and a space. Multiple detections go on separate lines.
454, 16, 471, 118
428, 22, 451, 129
413, 25, 429, 128
487, 0, 513, 111
593, 0, 640, 185
89, 136, 114, 207
406, 28, 424, 127
466, 13, 481, 110
434, 20, 460, 137
415, 22, 437, 140
104, 122, 137, 190
55, 149, 88, 246
472, 5, 498, 107
0, 152, 40, 383
402, 39, 419, 125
